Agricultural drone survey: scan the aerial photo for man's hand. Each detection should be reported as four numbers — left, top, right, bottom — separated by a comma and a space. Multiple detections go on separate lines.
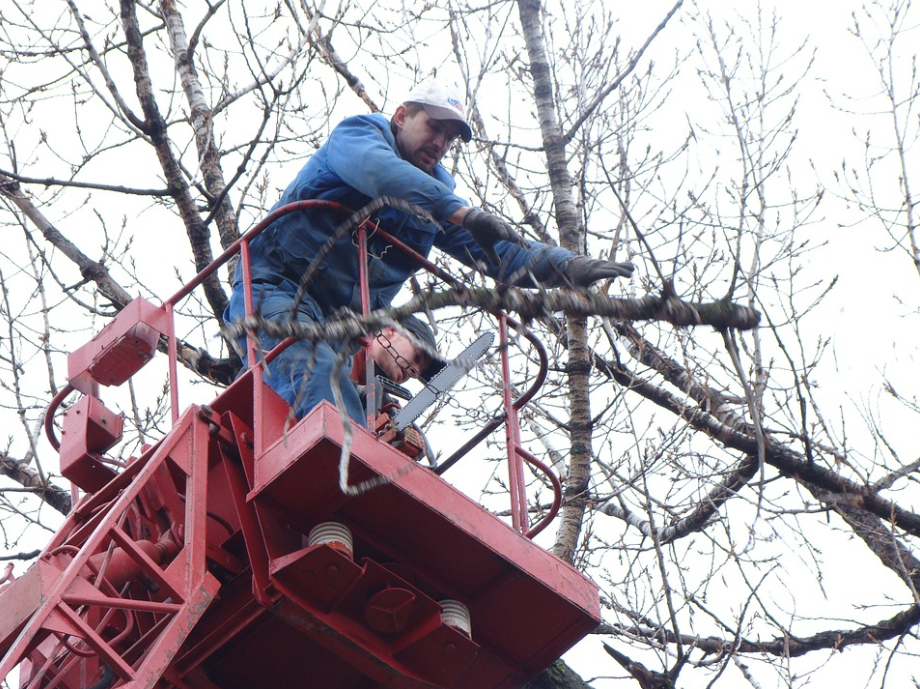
556, 256, 635, 287
462, 209, 528, 265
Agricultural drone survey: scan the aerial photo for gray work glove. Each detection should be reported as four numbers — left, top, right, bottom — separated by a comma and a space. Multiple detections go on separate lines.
554, 255, 635, 287
462, 209, 528, 266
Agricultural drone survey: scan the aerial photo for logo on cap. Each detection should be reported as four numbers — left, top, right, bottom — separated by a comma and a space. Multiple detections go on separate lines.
447, 97, 464, 114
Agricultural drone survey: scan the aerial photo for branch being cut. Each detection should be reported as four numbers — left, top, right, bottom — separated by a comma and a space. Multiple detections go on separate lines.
222, 287, 760, 354
421, 287, 760, 330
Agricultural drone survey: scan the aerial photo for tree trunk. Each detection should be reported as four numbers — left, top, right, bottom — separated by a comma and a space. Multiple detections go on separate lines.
516, 0, 591, 563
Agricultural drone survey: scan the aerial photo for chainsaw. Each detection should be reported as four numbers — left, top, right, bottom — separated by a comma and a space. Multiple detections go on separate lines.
375, 332, 494, 461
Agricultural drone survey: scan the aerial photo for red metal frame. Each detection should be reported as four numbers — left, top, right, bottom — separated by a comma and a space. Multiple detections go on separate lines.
356, 220, 377, 427
363, 224, 559, 534
8, 200, 597, 689
1, 407, 221, 688
44, 200, 560, 531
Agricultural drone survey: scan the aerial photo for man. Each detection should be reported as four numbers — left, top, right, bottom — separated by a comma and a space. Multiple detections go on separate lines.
226, 77, 633, 424
351, 315, 445, 388
351, 316, 443, 463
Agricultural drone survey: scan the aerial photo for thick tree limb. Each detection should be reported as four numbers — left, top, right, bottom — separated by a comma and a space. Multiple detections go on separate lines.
523, 661, 593, 689
603, 643, 677, 689
64, 0, 147, 132
420, 287, 760, 330
603, 357, 920, 538
0, 173, 237, 386
586, 322, 920, 662
834, 505, 920, 594
0, 550, 41, 562
516, 0, 581, 250
614, 321, 752, 431
445, 289, 760, 329
119, 0, 227, 319
160, 0, 240, 253
1, 453, 71, 516
222, 288, 760, 351
516, 0, 595, 565
0, 173, 133, 307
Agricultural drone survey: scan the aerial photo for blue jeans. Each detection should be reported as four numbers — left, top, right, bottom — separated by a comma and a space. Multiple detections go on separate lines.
225, 283, 365, 424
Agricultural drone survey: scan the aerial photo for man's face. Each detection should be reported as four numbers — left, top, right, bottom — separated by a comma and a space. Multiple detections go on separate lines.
393, 105, 464, 172
373, 327, 432, 384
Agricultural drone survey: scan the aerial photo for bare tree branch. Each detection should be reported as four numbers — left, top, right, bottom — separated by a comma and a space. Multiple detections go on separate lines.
0, 453, 71, 516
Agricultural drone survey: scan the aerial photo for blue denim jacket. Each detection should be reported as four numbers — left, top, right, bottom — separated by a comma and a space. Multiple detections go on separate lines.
225, 113, 573, 421
230, 113, 573, 319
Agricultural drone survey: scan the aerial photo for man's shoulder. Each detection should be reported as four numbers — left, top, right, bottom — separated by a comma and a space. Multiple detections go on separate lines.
334, 112, 392, 136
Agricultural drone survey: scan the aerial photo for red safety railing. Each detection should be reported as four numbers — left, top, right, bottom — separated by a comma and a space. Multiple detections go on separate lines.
360, 222, 560, 537
44, 200, 561, 538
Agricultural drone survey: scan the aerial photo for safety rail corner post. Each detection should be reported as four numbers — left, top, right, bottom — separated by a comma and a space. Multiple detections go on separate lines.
165, 301, 180, 424
356, 220, 377, 427
161, 200, 352, 449
500, 313, 529, 533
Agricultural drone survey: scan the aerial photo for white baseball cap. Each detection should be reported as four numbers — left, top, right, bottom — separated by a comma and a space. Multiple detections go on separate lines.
404, 78, 473, 142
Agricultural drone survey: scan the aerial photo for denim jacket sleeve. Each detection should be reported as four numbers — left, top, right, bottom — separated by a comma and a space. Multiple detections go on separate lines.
322, 115, 468, 224
435, 220, 574, 288
286, 114, 573, 288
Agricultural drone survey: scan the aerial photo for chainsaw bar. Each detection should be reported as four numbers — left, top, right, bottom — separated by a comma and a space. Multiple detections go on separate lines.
390, 331, 494, 432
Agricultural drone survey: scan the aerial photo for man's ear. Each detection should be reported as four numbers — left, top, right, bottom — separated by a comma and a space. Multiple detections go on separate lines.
392, 104, 408, 131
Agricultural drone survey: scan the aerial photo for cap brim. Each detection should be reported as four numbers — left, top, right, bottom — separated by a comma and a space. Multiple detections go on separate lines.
421, 104, 473, 142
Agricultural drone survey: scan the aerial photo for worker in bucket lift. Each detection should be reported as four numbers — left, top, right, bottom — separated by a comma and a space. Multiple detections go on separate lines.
351, 314, 446, 389
225, 76, 634, 424
351, 315, 444, 462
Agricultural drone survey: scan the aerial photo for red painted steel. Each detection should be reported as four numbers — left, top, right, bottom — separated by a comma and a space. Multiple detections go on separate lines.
0, 408, 221, 689
1, 200, 599, 689
58, 395, 123, 493
357, 221, 377, 426
500, 315, 529, 533
66, 297, 169, 394
245, 400, 599, 689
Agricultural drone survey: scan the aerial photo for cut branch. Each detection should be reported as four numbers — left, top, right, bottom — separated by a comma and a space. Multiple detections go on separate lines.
222, 288, 760, 351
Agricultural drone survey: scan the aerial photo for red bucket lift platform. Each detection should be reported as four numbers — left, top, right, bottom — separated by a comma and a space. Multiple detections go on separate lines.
2, 198, 603, 689
180, 386, 601, 689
